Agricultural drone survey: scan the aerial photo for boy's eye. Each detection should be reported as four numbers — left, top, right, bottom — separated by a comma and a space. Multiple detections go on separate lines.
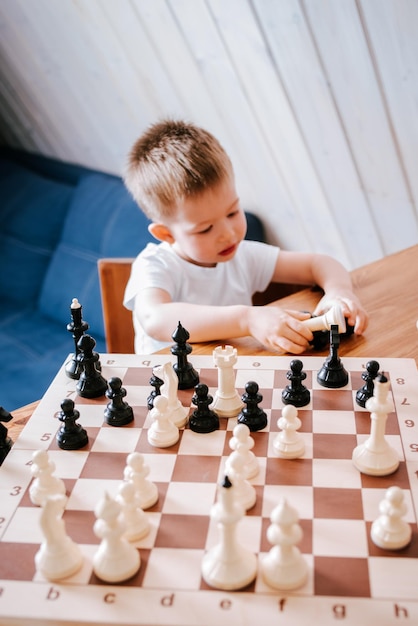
197, 225, 213, 234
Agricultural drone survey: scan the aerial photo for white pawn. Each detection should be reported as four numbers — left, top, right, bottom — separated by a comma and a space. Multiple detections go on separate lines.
210, 345, 244, 417
273, 405, 305, 458
123, 452, 158, 509
153, 362, 189, 428
261, 497, 308, 590
229, 423, 259, 480
224, 450, 256, 511
117, 481, 150, 542
371, 486, 412, 550
147, 395, 179, 448
93, 491, 140, 583
202, 475, 257, 590
29, 450, 66, 506
35, 494, 83, 580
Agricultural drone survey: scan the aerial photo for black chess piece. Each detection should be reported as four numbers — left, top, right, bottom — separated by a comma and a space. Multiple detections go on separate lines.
281, 359, 311, 407
104, 377, 134, 426
147, 369, 164, 410
356, 360, 380, 408
237, 381, 268, 432
76, 334, 108, 398
0, 406, 13, 465
170, 322, 199, 389
65, 298, 89, 380
189, 383, 219, 433
317, 325, 349, 388
56, 398, 89, 450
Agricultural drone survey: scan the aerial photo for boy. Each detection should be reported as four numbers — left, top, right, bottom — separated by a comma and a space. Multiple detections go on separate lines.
123, 119, 368, 355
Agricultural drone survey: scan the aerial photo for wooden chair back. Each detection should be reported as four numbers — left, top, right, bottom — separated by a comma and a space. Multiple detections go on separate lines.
97, 258, 135, 353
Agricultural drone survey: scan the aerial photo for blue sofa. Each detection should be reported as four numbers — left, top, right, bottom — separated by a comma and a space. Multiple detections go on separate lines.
0, 148, 266, 411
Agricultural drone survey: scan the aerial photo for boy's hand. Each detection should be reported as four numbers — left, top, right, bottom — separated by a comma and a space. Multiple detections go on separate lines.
247, 307, 313, 354
313, 294, 368, 335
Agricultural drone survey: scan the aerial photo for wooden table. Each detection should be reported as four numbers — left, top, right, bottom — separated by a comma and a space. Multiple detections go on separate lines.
6, 244, 417, 445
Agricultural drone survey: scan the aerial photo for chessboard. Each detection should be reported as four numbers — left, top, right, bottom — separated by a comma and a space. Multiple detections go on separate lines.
1, 351, 418, 626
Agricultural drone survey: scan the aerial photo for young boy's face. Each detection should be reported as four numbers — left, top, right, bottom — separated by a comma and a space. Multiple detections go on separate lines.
151, 175, 247, 267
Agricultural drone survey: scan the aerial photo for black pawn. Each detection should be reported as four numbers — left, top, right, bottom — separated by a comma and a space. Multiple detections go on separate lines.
356, 360, 380, 408
104, 377, 134, 426
76, 334, 108, 398
281, 359, 311, 407
317, 325, 349, 388
147, 369, 164, 410
189, 383, 219, 433
65, 298, 89, 380
171, 322, 199, 389
56, 398, 88, 450
237, 381, 268, 432
0, 406, 13, 465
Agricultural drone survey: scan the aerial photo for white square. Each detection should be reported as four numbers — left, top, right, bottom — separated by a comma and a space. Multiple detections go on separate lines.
369, 557, 418, 599
66, 478, 121, 510
262, 485, 314, 520
142, 547, 204, 589
361, 488, 416, 523
91, 427, 141, 453
313, 411, 357, 434
312, 459, 362, 489
141, 453, 176, 483
313, 519, 368, 557
178, 428, 226, 456
162, 482, 217, 515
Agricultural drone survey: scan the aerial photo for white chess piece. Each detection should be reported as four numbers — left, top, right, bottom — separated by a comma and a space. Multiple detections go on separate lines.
210, 346, 244, 417
302, 303, 346, 334
352, 374, 399, 475
29, 449, 66, 506
273, 405, 305, 459
261, 497, 308, 590
124, 452, 159, 509
93, 491, 140, 582
35, 494, 83, 580
153, 362, 189, 427
371, 486, 412, 550
201, 475, 257, 590
229, 423, 259, 479
224, 450, 256, 511
117, 481, 150, 542
147, 395, 180, 448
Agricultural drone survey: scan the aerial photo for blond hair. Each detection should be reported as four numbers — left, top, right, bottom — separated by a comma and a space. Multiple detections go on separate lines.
124, 119, 232, 221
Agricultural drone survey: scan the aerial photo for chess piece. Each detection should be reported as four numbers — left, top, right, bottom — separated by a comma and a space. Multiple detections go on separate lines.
189, 383, 220, 433
147, 369, 164, 409
56, 398, 89, 450
201, 475, 257, 590
237, 381, 267, 432
356, 360, 380, 408
170, 322, 199, 389
317, 325, 349, 388
65, 298, 89, 380
210, 345, 244, 417
147, 395, 180, 448
273, 405, 305, 459
225, 450, 256, 511
302, 303, 346, 334
76, 334, 108, 398
0, 406, 13, 465
281, 359, 310, 407
93, 491, 140, 583
117, 481, 150, 542
153, 362, 189, 428
352, 373, 399, 476
229, 423, 259, 480
124, 452, 159, 510
35, 494, 83, 580
104, 377, 134, 426
261, 497, 308, 590
371, 486, 412, 550
29, 449, 66, 506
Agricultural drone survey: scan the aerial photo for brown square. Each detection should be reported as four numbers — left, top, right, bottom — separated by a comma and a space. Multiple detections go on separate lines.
360, 461, 410, 489
265, 458, 312, 486
313, 389, 354, 411
155, 514, 209, 549
172, 454, 221, 483
274, 367, 313, 389
366, 522, 418, 558
63, 510, 98, 544
314, 488, 364, 519
314, 556, 370, 597
313, 433, 358, 459
122, 367, 154, 386
89, 548, 145, 586
0, 543, 38, 580
270, 409, 312, 433
80, 451, 129, 479
48, 427, 100, 452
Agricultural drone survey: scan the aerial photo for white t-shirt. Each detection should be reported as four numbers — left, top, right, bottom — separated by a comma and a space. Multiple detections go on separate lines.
124, 239, 279, 354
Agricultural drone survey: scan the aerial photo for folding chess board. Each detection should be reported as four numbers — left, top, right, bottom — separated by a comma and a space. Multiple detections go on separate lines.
1, 353, 418, 626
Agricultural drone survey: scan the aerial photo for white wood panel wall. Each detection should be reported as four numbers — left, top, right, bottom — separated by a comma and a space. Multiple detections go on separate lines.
0, 0, 417, 269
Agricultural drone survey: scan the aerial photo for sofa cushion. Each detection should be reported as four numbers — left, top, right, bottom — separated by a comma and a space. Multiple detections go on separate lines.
38, 173, 154, 338
0, 159, 73, 305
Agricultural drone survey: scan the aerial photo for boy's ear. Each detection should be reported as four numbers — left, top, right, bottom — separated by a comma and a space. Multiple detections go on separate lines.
148, 222, 175, 243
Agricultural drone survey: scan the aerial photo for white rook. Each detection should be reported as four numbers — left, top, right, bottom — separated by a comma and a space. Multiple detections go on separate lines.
211, 345, 244, 417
